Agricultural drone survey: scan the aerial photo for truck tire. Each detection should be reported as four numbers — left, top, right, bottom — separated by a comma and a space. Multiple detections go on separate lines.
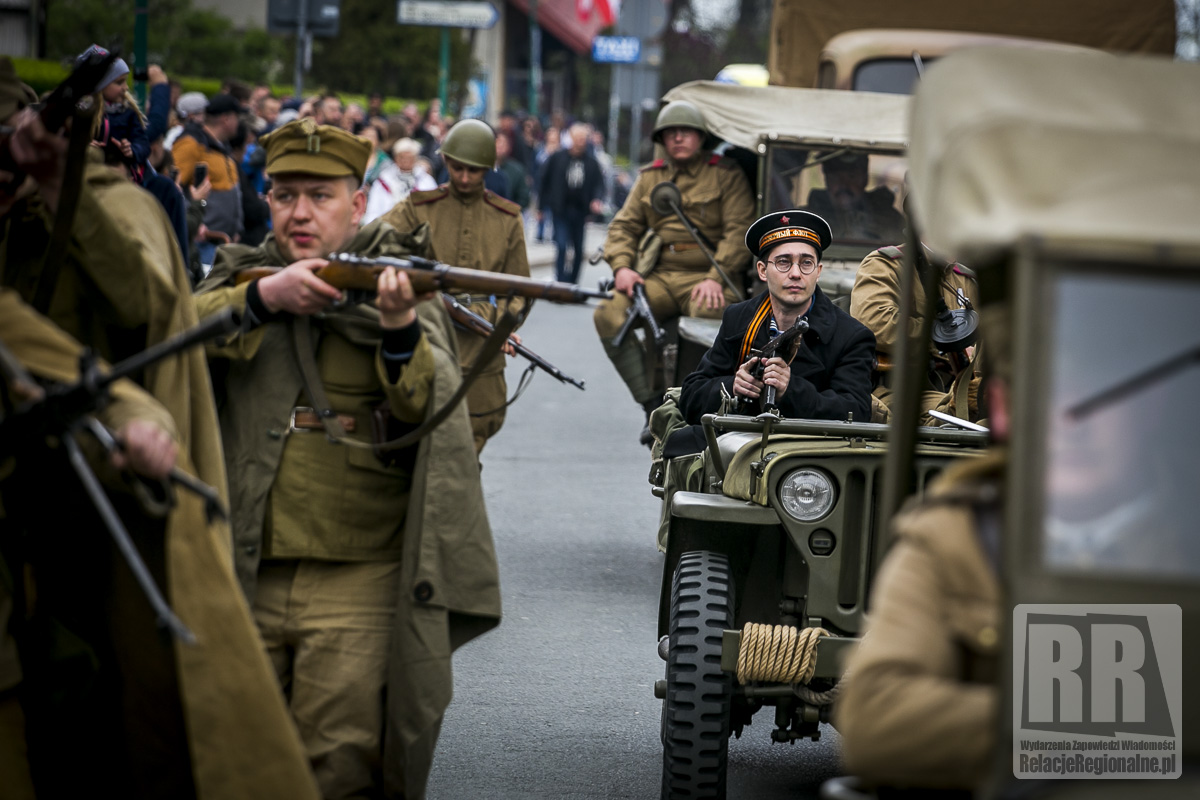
661, 550, 734, 799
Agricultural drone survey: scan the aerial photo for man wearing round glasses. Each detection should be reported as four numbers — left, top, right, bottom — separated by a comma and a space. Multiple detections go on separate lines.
677, 210, 875, 429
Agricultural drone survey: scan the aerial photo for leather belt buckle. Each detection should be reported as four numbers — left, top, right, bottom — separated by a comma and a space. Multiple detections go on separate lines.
290, 406, 357, 434
289, 406, 317, 434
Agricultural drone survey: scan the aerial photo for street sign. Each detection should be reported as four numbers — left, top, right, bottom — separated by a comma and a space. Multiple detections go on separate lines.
268, 0, 341, 38
397, 0, 499, 29
593, 36, 640, 64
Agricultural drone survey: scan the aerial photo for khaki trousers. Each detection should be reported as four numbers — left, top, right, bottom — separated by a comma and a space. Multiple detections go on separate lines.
254, 559, 403, 800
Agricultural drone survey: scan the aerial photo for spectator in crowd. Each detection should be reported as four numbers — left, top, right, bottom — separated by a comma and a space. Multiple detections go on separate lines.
166, 91, 206, 149
538, 123, 605, 284
249, 82, 271, 109
495, 132, 530, 213
498, 110, 533, 173
221, 77, 251, 106
313, 95, 344, 128
259, 95, 281, 132
171, 93, 245, 267
366, 91, 386, 124
228, 121, 270, 246
168, 78, 182, 112
534, 125, 560, 242
138, 64, 190, 269
343, 102, 366, 133
79, 45, 149, 183
590, 127, 614, 214
364, 135, 436, 223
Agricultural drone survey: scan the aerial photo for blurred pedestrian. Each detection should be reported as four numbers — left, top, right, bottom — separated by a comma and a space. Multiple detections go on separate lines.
538, 123, 604, 283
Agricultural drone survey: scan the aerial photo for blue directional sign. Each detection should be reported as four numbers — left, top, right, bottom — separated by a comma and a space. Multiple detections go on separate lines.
593, 36, 641, 64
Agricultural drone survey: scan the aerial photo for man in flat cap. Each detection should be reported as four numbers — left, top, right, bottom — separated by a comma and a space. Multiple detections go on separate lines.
675, 210, 875, 446
172, 92, 244, 267
196, 118, 501, 799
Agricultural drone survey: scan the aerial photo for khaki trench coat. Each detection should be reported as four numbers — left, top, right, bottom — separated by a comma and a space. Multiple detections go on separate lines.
0, 167, 320, 798
196, 220, 502, 799
836, 451, 1004, 789
0, 293, 319, 799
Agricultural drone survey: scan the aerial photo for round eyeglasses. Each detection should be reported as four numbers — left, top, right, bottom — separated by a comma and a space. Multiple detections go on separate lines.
767, 256, 819, 274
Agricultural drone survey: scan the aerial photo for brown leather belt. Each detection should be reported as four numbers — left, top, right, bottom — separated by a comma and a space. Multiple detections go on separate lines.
665, 241, 702, 253
289, 406, 356, 433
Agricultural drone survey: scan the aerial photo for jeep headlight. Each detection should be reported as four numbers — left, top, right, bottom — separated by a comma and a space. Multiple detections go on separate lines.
778, 468, 837, 522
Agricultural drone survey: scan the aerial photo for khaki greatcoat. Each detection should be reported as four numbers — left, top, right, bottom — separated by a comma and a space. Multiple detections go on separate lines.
594, 152, 756, 339
850, 245, 979, 423
195, 220, 502, 799
0, 167, 319, 798
836, 451, 1004, 789
382, 183, 530, 453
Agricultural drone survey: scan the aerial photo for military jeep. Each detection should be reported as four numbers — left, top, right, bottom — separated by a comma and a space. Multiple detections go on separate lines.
654, 413, 985, 798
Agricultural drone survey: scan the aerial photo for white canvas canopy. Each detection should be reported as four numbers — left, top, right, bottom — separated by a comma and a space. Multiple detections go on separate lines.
662, 81, 910, 154
908, 48, 1200, 264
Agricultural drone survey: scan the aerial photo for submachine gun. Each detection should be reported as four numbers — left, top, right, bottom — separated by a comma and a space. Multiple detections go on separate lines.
740, 316, 810, 414
0, 309, 242, 643
649, 181, 745, 302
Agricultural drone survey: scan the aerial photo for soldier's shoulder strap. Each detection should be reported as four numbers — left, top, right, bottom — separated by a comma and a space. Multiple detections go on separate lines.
707, 153, 738, 169
483, 189, 520, 217
639, 159, 666, 173
410, 185, 449, 206
877, 245, 905, 261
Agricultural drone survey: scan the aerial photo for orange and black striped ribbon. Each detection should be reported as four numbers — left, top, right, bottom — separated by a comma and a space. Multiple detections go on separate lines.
738, 294, 774, 366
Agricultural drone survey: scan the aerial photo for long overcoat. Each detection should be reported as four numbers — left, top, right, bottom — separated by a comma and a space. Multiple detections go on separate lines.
196, 220, 502, 799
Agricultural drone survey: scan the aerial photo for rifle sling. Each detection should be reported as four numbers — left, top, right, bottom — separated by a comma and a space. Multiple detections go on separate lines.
288, 309, 517, 455
32, 108, 93, 315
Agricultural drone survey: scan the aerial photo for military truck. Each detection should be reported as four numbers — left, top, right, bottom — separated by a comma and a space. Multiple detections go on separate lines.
769, 0, 1176, 89
823, 45, 1200, 798
646, 82, 996, 799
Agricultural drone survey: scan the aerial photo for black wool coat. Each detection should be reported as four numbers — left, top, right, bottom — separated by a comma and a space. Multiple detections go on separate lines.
680, 286, 875, 424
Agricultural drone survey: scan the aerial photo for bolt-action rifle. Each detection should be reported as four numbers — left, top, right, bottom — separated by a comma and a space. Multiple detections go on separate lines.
233, 253, 611, 304
0, 308, 242, 643
441, 294, 585, 390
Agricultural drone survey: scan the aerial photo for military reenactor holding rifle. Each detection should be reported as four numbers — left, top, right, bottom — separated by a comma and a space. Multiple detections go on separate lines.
191, 117, 512, 798
592, 100, 756, 445
382, 119, 532, 455
1, 56, 320, 799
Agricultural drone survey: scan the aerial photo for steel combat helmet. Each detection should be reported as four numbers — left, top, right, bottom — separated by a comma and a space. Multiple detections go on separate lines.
651, 101, 708, 145
439, 118, 497, 169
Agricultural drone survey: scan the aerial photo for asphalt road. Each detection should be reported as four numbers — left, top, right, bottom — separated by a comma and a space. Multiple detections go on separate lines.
425, 227, 843, 799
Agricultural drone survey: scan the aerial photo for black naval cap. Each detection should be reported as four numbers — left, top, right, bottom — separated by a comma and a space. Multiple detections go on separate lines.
745, 209, 832, 260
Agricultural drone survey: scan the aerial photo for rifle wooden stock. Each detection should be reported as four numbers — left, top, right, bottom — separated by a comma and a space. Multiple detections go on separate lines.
234, 253, 611, 305
441, 295, 585, 390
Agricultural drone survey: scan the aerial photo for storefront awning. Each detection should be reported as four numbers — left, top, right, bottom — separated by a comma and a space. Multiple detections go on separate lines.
508, 0, 607, 55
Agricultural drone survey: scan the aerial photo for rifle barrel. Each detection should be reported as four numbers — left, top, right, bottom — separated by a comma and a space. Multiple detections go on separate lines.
103, 308, 242, 389
329, 253, 611, 303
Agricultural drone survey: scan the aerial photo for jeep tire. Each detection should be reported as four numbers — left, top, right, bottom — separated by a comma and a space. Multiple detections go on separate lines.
661, 550, 735, 799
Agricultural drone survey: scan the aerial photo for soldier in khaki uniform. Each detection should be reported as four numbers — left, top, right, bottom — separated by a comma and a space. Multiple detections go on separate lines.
850, 244, 979, 423
836, 306, 1010, 791
382, 119, 530, 455
594, 101, 755, 443
196, 119, 500, 799
1, 63, 319, 800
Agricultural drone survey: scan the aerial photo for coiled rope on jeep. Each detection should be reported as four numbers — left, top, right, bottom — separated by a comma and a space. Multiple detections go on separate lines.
736, 623, 843, 706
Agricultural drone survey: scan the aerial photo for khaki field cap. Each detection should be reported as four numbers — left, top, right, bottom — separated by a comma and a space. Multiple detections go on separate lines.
260, 118, 372, 183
